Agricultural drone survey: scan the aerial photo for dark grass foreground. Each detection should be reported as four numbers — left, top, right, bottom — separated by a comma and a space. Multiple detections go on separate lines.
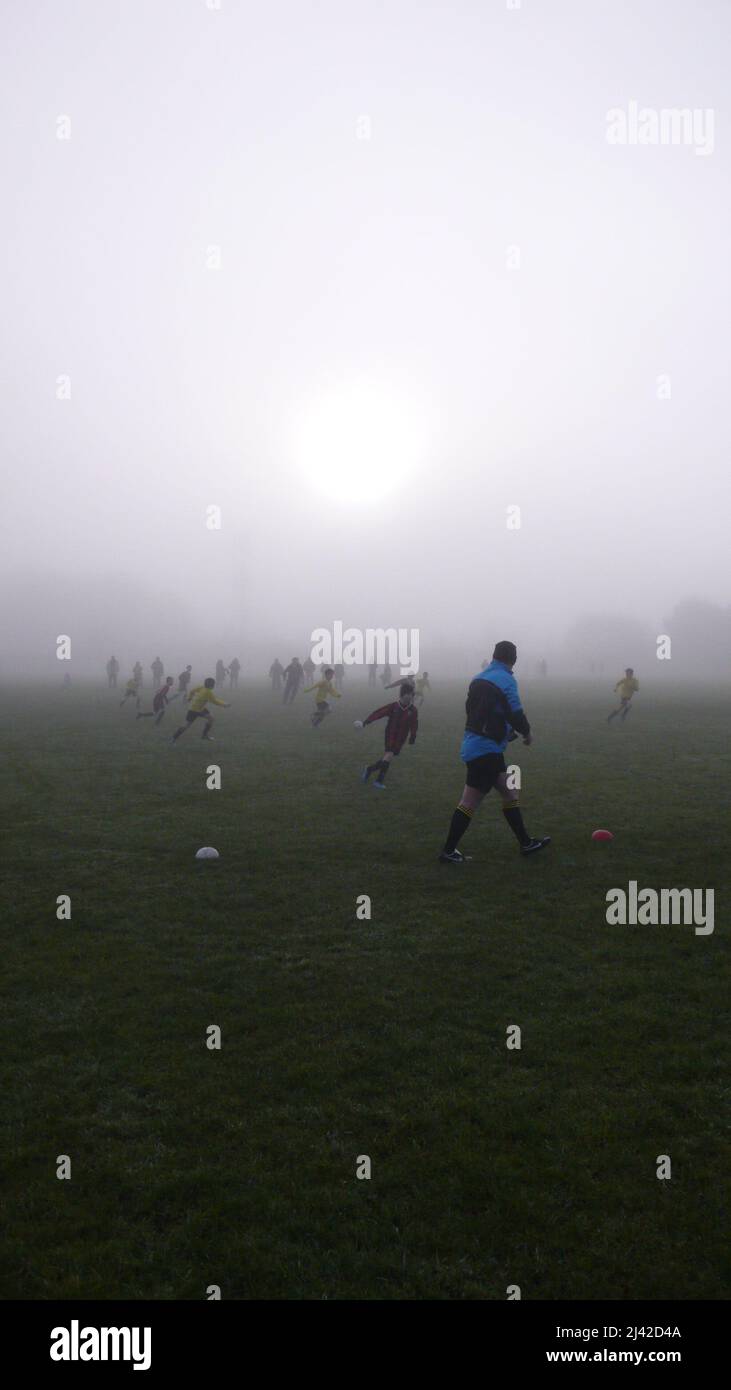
1, 680, 728, 1300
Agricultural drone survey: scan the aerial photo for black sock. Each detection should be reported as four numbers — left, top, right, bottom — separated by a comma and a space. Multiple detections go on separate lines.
376, 760, 390, 782
366, 760, 382, 777
502, 804, 531, 846
444, 803, 473, 853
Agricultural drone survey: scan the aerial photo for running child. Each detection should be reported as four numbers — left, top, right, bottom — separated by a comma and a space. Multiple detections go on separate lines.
137, 676, 174, 725
355, 681, 418, 788
384, 672, 429, 704
170, 665, 192, 702
607, 668, 639, 723
282, 658, 304, 705
120, 675, 141, 710
171, 678, 230, 743
414, 671, 431, 706
305, 668, 341, 727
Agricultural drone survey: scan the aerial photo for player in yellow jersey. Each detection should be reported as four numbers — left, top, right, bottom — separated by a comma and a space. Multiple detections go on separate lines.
607, 668, 639, 723
119, 675, 141, 710
171, 677, 230, 742
305, 668, 341, 727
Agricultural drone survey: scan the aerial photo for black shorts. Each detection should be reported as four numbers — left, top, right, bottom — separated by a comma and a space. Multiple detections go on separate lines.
186, 709, 211, 723
464, 752, 506, 793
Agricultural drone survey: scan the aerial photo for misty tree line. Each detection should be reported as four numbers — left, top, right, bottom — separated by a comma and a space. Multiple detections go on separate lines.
564, 600, 731, 674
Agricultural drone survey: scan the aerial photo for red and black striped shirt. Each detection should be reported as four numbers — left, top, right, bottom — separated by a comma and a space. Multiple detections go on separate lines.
364, 700, 418, 750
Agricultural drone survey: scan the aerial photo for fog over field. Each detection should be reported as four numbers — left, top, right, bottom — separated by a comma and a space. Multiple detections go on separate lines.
1, 0, 729, 678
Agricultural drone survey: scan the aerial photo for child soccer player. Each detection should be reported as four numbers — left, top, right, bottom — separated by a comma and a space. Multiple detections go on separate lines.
137, 675, 174, 725
282, 658, 304, 705
386, 672, 433, 706
414, 672, 430, 705
171, 678, 230, 743
383, 672, 427, 704
607, 668, 639, 723
355, 682, 417, 788
305, 667, 341, 727
120, 675, 141, 710
170, 664, 192, 702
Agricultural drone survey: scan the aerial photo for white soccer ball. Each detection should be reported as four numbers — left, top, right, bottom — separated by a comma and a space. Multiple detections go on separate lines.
195, 847, 219, 860
353, 720, 364, 729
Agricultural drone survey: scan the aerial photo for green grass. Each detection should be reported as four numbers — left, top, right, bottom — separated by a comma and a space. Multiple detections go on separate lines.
1, 680, 729, 1300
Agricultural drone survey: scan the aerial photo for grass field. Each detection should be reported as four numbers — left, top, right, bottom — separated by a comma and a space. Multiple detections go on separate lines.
2, 678, 729, 1301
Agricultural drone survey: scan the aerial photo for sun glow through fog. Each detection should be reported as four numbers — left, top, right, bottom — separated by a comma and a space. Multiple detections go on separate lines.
294, 382, 426, 506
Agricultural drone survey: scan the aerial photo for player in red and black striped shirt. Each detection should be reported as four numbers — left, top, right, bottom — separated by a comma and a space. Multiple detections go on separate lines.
136, 676, 174, 725
355, 682, 418, 788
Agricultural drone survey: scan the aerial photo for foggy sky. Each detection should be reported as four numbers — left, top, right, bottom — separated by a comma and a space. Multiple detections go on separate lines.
2, 0, 730, 675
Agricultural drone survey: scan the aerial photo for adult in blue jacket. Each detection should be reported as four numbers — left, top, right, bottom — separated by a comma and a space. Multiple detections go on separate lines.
439, 640, 551, 863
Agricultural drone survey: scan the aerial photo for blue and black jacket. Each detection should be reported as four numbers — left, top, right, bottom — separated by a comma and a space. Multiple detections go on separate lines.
460, 659, 531, 761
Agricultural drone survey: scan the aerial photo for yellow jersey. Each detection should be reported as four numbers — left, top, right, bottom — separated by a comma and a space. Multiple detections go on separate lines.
615, 676, 639, 699
305, 680, 341, 702
188, 685, 226, 711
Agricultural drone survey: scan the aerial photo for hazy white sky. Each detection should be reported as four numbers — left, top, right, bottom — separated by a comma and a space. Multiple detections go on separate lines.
1, 0, 729, 670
